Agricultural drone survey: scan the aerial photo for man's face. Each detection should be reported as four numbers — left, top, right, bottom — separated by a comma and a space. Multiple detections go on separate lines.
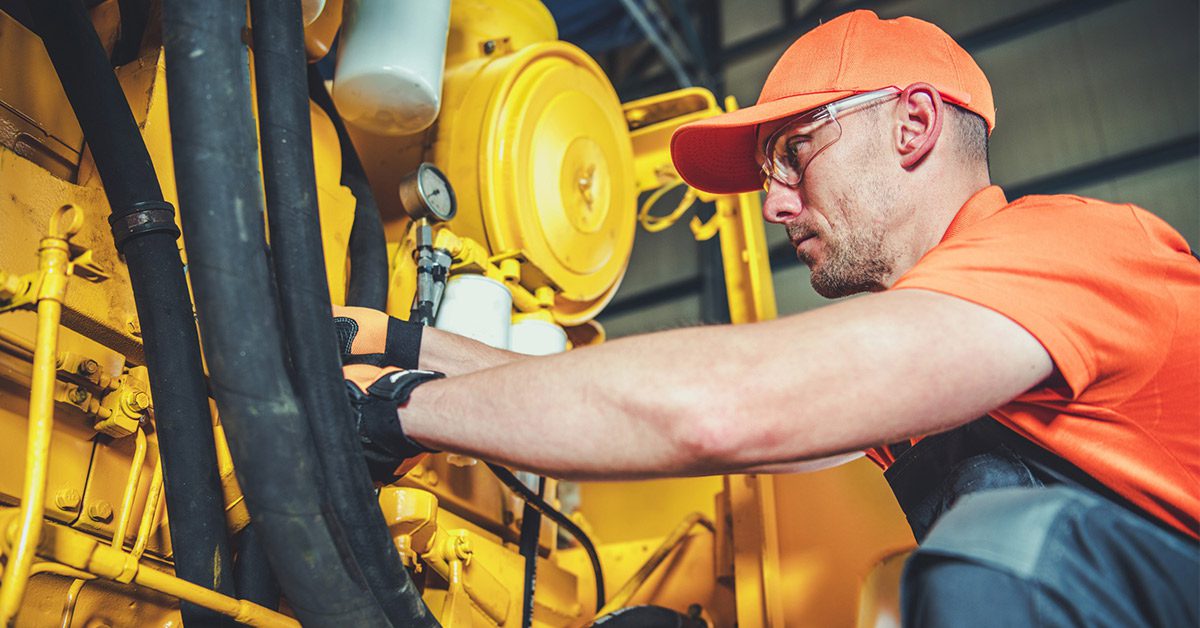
758, 106, 900, 298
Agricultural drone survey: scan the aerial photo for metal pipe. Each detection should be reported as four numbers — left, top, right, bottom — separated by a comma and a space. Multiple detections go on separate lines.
59, 577, 87, 628
129, 458, 163, 563
595, 512, 715, 617
0, 207, 79, 626
5, 519, 298, 628
617, 0, 693, 87
111, 428, 148, 549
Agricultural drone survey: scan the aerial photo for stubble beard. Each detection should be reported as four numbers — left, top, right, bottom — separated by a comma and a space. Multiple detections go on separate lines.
804, 224, 893, 298
791, 192, 896, 299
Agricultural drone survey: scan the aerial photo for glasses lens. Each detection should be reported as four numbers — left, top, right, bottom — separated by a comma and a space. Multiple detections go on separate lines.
762, 112, 842, 188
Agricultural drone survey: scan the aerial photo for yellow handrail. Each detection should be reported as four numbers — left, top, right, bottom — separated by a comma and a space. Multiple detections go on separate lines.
0, 206, 83, 626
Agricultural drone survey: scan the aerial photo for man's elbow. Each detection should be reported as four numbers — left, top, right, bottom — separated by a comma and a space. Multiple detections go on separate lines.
661, 393, 752, 472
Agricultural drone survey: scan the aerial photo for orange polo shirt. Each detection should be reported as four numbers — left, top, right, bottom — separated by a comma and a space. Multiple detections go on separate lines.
876, 185, 1200, 539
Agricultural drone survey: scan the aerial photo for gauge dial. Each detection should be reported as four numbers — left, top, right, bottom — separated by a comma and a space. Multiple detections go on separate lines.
399, 162, 457, 222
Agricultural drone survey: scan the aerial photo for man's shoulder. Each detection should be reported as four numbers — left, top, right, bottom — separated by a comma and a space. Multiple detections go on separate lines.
1001, 192, 1132, 220
982, 193, 1189, 256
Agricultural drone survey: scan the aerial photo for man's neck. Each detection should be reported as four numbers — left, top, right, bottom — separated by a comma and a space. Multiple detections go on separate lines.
885, 174, 992, 287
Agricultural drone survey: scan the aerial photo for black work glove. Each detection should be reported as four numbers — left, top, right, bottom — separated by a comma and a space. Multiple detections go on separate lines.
333, 305, 424, 369
343, 364, 444, 483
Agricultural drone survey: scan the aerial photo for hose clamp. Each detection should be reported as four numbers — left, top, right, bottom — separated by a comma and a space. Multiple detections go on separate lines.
108, 200, 181, 251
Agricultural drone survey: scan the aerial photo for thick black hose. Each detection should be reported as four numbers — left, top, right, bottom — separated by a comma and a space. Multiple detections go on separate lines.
307, 65, 390, 310
233, 525, 281, 611
488, 464, 606, 611
23, 2, 236, 625
162, 0, 389, 625
249, 1, 438, 626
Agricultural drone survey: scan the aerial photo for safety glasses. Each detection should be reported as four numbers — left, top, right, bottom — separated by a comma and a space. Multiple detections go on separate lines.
758, 87, 901, 190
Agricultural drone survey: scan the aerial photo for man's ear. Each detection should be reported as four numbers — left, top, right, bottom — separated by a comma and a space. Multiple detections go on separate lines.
894, 83, 944, 169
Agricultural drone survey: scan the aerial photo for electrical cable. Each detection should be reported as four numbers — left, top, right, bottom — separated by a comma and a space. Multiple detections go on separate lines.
486, 463, 605, 612
517, 477, 544, 628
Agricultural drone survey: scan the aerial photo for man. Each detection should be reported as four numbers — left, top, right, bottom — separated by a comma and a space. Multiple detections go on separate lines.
339, 10, 1199, 626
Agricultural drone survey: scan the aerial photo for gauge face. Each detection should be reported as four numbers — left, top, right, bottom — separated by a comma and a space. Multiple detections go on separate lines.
417, 163, 456, 222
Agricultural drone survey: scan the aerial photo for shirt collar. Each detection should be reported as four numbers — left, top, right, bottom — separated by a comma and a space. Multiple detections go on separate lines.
940, 185, 1009, 242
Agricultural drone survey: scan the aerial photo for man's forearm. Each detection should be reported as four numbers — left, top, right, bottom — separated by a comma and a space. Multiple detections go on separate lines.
398, 290, 1052, 481
418, 327, 524, 376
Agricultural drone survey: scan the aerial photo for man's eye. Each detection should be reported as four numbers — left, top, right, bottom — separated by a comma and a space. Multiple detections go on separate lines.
785, 136, 811, 165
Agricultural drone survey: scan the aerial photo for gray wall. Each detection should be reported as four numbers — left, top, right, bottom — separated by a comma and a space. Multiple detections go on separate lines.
598, 0, 1198, 338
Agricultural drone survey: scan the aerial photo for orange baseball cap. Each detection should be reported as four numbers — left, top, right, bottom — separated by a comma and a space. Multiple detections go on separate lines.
670, 10, 995, 194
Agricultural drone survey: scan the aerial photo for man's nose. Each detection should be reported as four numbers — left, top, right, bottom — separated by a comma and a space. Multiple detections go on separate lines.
762, 180, 804, 224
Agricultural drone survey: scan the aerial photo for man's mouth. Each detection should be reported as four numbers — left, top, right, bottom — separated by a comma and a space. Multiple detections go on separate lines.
791, 233, 817, 248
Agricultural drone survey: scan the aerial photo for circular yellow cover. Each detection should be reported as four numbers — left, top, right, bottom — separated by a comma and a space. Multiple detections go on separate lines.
476, 43, 636, 324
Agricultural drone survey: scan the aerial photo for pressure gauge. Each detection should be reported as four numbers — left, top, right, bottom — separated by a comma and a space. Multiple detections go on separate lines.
398, 162, 457, 223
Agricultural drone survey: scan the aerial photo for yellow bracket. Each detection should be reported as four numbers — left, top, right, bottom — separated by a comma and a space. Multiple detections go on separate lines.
380, 486, 512, 626
434, 229, 556, 314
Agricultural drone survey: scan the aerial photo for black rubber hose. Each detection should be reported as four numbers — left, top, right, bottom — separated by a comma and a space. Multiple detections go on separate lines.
249, 1, 438, 626
23, 2, 236, 625
233, 525, 281, 611
518, 478, 545, 627
307, 64, 390, 310
488, 464, 606, 611
162, 0, 389, 625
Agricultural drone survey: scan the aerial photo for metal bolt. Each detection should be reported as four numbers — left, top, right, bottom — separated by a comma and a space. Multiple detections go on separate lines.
126, 318, 141, 338
0, 273, 20, 301
482, 39, 497, 55
78, 359, 99, 376
131, 391, 150, 411
54, 488, 82, 511
87, 500, 113, 523
424, 469, 439, 487
68, 386, 89, 405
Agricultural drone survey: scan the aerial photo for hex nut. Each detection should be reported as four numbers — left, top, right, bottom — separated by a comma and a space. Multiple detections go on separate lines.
55, 488, 82, 511
68, 386, 90, 405
87, 500, 113, 523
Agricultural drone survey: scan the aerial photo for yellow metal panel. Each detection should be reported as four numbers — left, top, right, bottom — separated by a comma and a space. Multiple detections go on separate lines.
0, 11, 85, 178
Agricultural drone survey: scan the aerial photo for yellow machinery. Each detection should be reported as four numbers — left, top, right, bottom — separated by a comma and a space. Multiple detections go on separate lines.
0, 1, 913, 626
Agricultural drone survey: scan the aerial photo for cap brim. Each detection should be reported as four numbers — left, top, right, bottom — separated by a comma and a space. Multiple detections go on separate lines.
670, 91, 856, 195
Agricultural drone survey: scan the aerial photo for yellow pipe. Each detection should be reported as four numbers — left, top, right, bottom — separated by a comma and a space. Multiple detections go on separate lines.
5, 516, 298, 628
29, 559, 98, 628
0, 208, 79, 627
129, 457, 164, 563
59, 578, 87, 628
112, 428, 148, 549
84, 543, 298, 627
595, 513, 715, 617
0, 328, 35, 359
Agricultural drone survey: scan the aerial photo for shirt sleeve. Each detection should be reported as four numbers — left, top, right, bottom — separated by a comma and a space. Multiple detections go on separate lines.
891, 199, 1175, 401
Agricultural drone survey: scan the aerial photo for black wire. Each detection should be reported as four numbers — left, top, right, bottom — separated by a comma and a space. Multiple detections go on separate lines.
517, 477, 544, 628
486, 463, 606, 612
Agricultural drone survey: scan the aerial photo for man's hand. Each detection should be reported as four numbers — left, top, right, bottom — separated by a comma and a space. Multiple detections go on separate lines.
343, 364, 444, 483
333, 305, 424, 369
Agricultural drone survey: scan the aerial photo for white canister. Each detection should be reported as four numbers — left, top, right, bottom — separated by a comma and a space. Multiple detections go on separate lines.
333, 0, 451, 136
434, 275, 513, 349
509, 319, 568, 356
